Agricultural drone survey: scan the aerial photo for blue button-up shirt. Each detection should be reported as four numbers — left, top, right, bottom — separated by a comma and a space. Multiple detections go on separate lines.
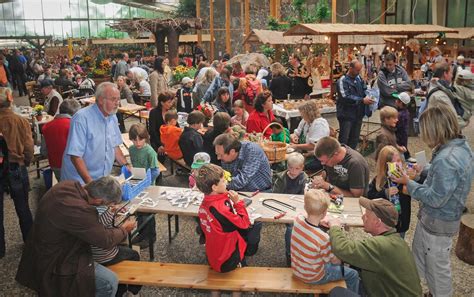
61, 104, 122, 184
221, 142, 272, 192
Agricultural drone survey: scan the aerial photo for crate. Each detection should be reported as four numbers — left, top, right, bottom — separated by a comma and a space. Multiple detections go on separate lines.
121, 167, 152, 201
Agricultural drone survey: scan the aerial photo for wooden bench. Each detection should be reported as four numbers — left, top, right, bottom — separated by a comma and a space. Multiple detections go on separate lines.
108, 261, 346, 295
168, 157, 191, 175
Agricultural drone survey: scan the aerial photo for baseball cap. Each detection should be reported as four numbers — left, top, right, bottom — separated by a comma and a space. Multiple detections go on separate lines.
398, 92, 411, 105
40, 79, 54, 88
181, 77, 193, 85
359, 197, 398, 228
458, 69, 474, 80
191, 152, 211, 169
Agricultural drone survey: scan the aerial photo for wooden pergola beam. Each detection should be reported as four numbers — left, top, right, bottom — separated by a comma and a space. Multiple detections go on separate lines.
210, 0, 215, 60
244, 0, 250, 52
196, 0, 202, 47
225, 0, 231, 55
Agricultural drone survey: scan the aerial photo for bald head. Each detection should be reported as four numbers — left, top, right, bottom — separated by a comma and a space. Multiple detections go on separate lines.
348, 60, 362, 77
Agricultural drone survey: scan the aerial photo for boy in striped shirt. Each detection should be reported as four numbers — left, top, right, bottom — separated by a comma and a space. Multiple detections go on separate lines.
290, 189, 359, 293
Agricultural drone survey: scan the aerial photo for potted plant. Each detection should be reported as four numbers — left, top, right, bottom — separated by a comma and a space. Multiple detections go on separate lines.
32, 104, 44, 121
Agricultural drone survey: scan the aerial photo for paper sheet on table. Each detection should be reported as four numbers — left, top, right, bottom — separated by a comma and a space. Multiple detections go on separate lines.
415, 151, 427, 168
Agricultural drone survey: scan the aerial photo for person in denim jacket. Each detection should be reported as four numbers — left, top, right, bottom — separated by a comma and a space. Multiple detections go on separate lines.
393, 104, 473, 297
336, 60, 375, 149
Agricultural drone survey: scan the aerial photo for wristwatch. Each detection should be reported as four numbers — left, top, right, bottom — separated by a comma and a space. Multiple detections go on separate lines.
327, 184, 335, 193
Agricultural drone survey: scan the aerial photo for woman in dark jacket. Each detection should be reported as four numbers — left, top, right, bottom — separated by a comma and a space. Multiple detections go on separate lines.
203, 112, 231, 165
212, 87, 233, 116
148, 91, 176, 162
269, 62, 292, 100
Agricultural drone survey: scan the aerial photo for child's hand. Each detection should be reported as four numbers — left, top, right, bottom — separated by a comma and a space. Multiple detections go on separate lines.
157, 146, 165, 155
387, 186, 399, 196
228, 190, 240, 203
330, 256, 341, 265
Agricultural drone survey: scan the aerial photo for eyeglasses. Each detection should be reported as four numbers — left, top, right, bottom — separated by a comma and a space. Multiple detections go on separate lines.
319, 151, 337, 165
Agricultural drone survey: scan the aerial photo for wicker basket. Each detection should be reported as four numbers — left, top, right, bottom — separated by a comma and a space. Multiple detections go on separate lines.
260, 123, 287, 162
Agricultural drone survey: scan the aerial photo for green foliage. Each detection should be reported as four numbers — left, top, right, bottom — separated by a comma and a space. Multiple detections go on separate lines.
315, 0, 330, 22
267, 16, 290, 31
97, 27, 126, 39
175, 0, 196, 18
260, 45, 276, 59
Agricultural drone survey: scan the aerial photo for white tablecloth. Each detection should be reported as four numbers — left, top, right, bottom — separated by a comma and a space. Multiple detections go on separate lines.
272, 104, 336, 120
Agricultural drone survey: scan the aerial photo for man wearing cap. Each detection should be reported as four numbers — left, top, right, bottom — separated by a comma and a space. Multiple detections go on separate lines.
452, 55, 465, 81
40, 79, 63, 116
323, 198, 422, 297
0, 87, 34, 258
453, 69, 474, 125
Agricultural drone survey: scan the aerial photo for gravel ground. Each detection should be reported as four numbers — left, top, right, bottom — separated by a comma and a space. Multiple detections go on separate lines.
1, 96, 473, 296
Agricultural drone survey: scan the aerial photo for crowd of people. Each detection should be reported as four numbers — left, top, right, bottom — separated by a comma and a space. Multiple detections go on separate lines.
0, 46, 473, 297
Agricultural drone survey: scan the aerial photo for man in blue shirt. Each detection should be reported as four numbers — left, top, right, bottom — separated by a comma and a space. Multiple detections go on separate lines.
213, 133, 272, 192
61, 82, 129, 184
336, 60, 374, 149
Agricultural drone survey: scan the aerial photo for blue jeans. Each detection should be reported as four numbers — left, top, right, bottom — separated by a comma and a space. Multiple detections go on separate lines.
0, 164, 33, 256
95, 263, 118, 297
311, 263, 359, 294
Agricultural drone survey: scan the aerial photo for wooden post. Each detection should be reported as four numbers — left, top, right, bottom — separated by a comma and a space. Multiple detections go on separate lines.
332, 0, 337, 23
244, 0, 250, 53
196, 0, 202, 47
455, 214, 474, 265
406, 34, 414, 75
275, 0, 281, 20
270, 0, 275, 18
381, 0, 386, 24
330, 34, 338, 98
225, 0, 231, 55
210, 0, 215, 61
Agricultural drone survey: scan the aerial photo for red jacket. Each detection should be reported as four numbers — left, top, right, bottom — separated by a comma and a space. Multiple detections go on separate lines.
199, 193, 251, 272
246, 110, 275, 138
41, 116, 71, 169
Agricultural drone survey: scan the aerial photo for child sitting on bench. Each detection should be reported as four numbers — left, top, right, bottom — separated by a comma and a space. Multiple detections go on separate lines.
160, 110, 183, 161
291, 189, 359, 293
195, 164, 262, 297
272, 153, 309, 266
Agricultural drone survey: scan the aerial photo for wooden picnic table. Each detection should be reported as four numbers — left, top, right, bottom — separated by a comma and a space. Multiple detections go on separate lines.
129, 186, 363, 227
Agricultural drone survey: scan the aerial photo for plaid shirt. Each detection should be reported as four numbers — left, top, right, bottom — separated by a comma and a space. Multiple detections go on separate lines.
221, 142, 272, 192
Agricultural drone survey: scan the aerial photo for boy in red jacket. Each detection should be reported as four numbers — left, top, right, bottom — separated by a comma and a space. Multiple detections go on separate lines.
195, 164, 261, 278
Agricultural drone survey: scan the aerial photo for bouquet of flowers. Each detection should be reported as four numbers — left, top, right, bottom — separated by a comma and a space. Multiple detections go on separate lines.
173, 65, 197, 84
32, 104, 44, 116
196, 102, 215, 125
99, 59, 112, 71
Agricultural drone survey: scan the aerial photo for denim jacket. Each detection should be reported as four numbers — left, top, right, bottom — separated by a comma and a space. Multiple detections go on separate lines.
407, 137, 473, 235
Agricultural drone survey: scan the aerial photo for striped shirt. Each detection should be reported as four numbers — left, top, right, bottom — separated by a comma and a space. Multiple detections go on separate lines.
290, 215, 334, 283
91, 206, 119, 264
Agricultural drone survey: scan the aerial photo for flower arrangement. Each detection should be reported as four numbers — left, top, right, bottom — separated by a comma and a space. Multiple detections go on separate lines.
99, 59, 112, 71
32, 104, 44, 116
196, 102, 215, 125
92, 68, 108, 78
173, 65, 197, 84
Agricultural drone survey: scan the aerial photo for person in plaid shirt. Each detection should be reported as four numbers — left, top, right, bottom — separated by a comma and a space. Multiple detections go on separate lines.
213, 134, 272, 192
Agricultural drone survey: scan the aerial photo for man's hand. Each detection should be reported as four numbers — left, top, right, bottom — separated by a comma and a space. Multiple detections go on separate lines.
330, 256, 342, 265
397, 145, 407, 152
362, 96, 374, 105
121, 217, 137, 233
312, 176, 329, 190
320, 214, 342, 228
228, 190, 240, 203
391, 173, 409, 185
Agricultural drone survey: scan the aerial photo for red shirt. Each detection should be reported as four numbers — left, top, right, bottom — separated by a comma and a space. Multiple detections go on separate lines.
41, 117, 71, 169
246, 110, 275, 138
199, 193, 250, 272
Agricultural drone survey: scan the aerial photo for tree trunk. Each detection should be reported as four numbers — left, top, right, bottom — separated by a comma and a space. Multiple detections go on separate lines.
455, 214, 474, 265
154, 29, 167, 57
167, 28, 180, 66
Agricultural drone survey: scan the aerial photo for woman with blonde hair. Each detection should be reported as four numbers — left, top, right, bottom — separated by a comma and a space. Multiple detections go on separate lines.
367, 145, 412, 236
289, 100, 330, 171
392, 104, 473, 297
193, 68, 217, 107
269, 62, 292, 100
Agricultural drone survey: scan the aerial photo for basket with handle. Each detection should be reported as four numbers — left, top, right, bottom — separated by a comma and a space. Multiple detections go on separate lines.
260, 122, 287, 162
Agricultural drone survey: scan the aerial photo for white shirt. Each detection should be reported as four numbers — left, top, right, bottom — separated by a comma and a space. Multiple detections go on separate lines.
130, 67, 148, 81
139, 80, 151, 96
294, 117, 330, 144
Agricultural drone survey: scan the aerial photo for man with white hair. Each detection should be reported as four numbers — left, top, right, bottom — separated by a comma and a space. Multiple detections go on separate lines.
452, 55, 466, 81
61, 82, 129, 184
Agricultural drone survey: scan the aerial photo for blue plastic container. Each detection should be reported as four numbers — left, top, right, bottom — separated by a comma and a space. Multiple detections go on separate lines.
121, 166, 152, 201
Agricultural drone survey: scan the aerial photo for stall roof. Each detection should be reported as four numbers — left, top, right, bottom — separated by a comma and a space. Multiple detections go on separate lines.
416, 27, 474, 40
244, 29, 385, 45
91, 34, 211, 45
284, 24, 459, 36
